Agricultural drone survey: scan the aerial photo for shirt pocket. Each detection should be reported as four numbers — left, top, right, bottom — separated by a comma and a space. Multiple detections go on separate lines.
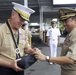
1, 37, 11, 54
3, 36, 11, 46
19, 40, 25, 49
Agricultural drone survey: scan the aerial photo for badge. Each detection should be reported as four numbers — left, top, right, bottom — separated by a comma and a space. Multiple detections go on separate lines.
64, 39, 73, 46
16, 48, 21, 59
16, 48, 20, 54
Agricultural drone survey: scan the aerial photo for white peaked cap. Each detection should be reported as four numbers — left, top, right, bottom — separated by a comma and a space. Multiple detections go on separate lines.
12, 2, 35, 21
52, 18, 57, 22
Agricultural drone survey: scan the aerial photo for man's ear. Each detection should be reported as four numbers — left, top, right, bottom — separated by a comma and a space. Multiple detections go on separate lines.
11, 10, 16, 18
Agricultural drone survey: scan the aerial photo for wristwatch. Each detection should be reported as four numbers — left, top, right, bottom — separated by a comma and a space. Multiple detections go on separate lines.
46, 56, 50, 62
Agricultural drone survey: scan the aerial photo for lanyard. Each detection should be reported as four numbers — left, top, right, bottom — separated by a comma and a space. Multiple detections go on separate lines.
6, 21, 21, 59
6, 21, 19, 48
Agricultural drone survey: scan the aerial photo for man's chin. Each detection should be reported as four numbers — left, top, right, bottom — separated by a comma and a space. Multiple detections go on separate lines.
14, 28, 19, 30
17, 26, 21, 29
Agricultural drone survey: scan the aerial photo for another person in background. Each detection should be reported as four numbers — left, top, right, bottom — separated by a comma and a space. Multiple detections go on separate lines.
21, 23, 32, 47
34, 8, 76, 75
46, 20, 61, 64
0, 2, 35, 75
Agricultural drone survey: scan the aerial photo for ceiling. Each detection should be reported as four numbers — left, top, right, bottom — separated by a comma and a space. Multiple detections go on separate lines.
0, 0, 60, 23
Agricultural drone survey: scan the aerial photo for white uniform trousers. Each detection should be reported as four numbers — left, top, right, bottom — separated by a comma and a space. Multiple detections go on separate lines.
49, 43, 57, 57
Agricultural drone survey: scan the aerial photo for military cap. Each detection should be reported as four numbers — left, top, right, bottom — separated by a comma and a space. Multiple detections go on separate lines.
59, 8, 76, 21
51, 18, 57, 24
12, 2, 35, 21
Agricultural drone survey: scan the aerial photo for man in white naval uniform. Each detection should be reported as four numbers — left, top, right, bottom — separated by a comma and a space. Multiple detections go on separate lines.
46, 20, 61, 64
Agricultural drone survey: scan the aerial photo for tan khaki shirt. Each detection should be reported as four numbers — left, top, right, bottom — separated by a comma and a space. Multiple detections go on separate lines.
61, 28, 76, 72
0, 23, 30, 62
25, 29, 32, 39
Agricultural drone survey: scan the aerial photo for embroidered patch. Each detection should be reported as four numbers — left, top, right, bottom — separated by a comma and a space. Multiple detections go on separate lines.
19, 33, 25, 40
64, 39, 73, 46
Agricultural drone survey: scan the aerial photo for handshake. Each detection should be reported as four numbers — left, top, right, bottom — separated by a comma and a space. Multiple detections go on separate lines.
17, 48, 46, 69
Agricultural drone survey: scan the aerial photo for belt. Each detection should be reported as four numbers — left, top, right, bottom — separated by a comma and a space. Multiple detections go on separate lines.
50, 39, 55, 41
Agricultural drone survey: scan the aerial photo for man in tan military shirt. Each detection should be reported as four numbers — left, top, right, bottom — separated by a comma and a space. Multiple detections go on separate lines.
0, 2, 35, 75
21, 23, 32, 47
33, 8, 76, 75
